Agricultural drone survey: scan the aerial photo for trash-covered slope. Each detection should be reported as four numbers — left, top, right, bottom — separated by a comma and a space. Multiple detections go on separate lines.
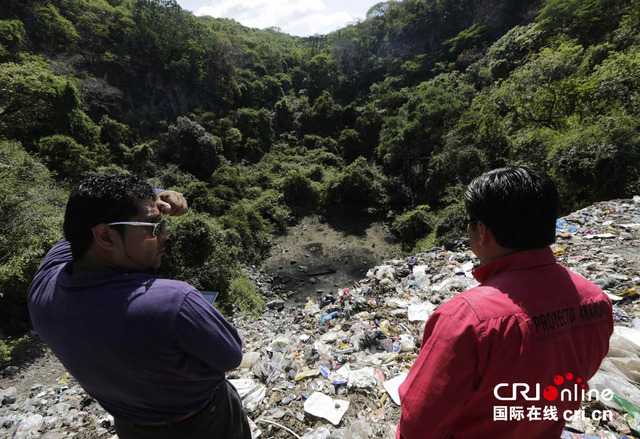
229, 197, 640, 439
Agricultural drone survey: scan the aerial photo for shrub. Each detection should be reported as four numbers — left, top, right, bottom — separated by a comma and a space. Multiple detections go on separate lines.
164, 116, 222, 180
391, 205, 436, 246
221, 203, 272, 264
434, 202, 467, 245
228, 276, 264, 317
549, 111, 640, 210
0, 60, 84, 142
33, 4, 80, 52
37, 135, 98, 182
148, 162, 197, 190
280, 170, 319, 214
324, 157, 388, 213
305, 165, 324, 182
210, 164, 248, 203
338, 128, 368, 162
307, 149, 342, 167
302, 135, 339, 152
0, 19, 26, 60
183, 181, 230, 217
251, 189, 291, 234
0, 335, 43, 369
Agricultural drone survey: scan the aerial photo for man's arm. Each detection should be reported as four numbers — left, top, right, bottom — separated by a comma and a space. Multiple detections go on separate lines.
157, 191, 242, 370
173, 291, 244, 372
397, 298, 481, 439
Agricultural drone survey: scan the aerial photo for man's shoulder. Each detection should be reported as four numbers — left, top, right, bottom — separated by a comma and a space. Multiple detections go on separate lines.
146, 277, 198, 297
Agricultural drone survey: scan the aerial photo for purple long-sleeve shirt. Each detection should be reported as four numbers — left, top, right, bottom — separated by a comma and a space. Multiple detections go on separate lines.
27, 239, 243, 423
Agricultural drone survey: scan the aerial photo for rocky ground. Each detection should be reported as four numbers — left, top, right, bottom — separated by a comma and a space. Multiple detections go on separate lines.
254, 214, 400, 305
2, 198, 640, 438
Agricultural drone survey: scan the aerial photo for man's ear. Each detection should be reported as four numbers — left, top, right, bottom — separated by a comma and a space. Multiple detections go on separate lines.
91, 224, 120, 252
476, 221, 494, 246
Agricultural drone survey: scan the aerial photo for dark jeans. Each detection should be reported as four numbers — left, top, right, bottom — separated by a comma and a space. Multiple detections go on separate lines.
114, 381, 251, 439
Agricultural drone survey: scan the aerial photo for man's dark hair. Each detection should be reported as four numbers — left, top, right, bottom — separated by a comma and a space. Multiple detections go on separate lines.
63, 174, 156, 259
465, 166, 558, 250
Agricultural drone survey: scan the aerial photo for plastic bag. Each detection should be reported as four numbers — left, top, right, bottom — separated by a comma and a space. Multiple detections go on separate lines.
301, 427, 331, 439
332, 420, 373, 439
589, 370, 640, 409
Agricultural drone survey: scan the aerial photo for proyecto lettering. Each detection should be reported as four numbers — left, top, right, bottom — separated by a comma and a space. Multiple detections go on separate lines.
533, 300, 608, 334
532, 307, 574, 334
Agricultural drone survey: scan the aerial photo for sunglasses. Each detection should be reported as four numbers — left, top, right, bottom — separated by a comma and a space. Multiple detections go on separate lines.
106, 220, 167, 238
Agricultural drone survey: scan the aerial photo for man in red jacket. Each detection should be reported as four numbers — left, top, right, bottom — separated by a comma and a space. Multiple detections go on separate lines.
397, 166, 613, 438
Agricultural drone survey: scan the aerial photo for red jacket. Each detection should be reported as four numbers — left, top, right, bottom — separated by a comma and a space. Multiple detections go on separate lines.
397, 247, 613, 438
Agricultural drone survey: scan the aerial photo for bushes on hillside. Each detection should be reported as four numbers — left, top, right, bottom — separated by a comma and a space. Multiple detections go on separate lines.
280, 170, 319, 214
182, 181, 230, 217
324, 157, 388, 214
221, 203, 272, 264
228, 276, 264, 316
392, 205, 435, 246
0, 60, 89, 144
0, 141, 64, 336
250, 189, 291, 234
550, 112, 640, 209
37, 135, 98, 182
163, 116, 222, 180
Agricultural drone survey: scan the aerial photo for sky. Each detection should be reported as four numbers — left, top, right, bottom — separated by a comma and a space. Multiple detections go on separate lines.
174, 0, 384, 37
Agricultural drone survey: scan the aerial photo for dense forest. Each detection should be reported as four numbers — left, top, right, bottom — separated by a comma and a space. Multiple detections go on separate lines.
1, 0, 640, 356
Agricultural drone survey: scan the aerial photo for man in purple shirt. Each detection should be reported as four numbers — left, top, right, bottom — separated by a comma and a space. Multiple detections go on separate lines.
27, 174, 251, 439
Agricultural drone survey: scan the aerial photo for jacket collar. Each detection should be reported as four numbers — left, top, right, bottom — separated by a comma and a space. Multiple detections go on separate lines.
472, 247, 557, 283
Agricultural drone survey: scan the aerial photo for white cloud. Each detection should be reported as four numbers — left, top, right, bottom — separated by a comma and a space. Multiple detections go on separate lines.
283, 11, 355, 36
195, 0, 357, 36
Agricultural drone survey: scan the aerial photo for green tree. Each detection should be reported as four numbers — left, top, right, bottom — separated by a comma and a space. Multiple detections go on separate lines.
161, 213, 240, 312
324, 157, 388, 213
279, 170, 319, 215
0, 60, 83, 142
306, 53, 338, 100
0, 19, 26, 60
549, 111, 640, 209
338, 128, 367, 162
538, 0, 632, 45
164, 116, 222, 180
377, 81, 465, 196
221, 202, 271, 264
33, 4, 80, 52
232, 108, 273, 160
37, 135, 98, 182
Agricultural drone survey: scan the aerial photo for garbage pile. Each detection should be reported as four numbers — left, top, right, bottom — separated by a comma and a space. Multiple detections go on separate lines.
1, 197, 640, 439
0, 376, 116, 438
229, 196, 640, 439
